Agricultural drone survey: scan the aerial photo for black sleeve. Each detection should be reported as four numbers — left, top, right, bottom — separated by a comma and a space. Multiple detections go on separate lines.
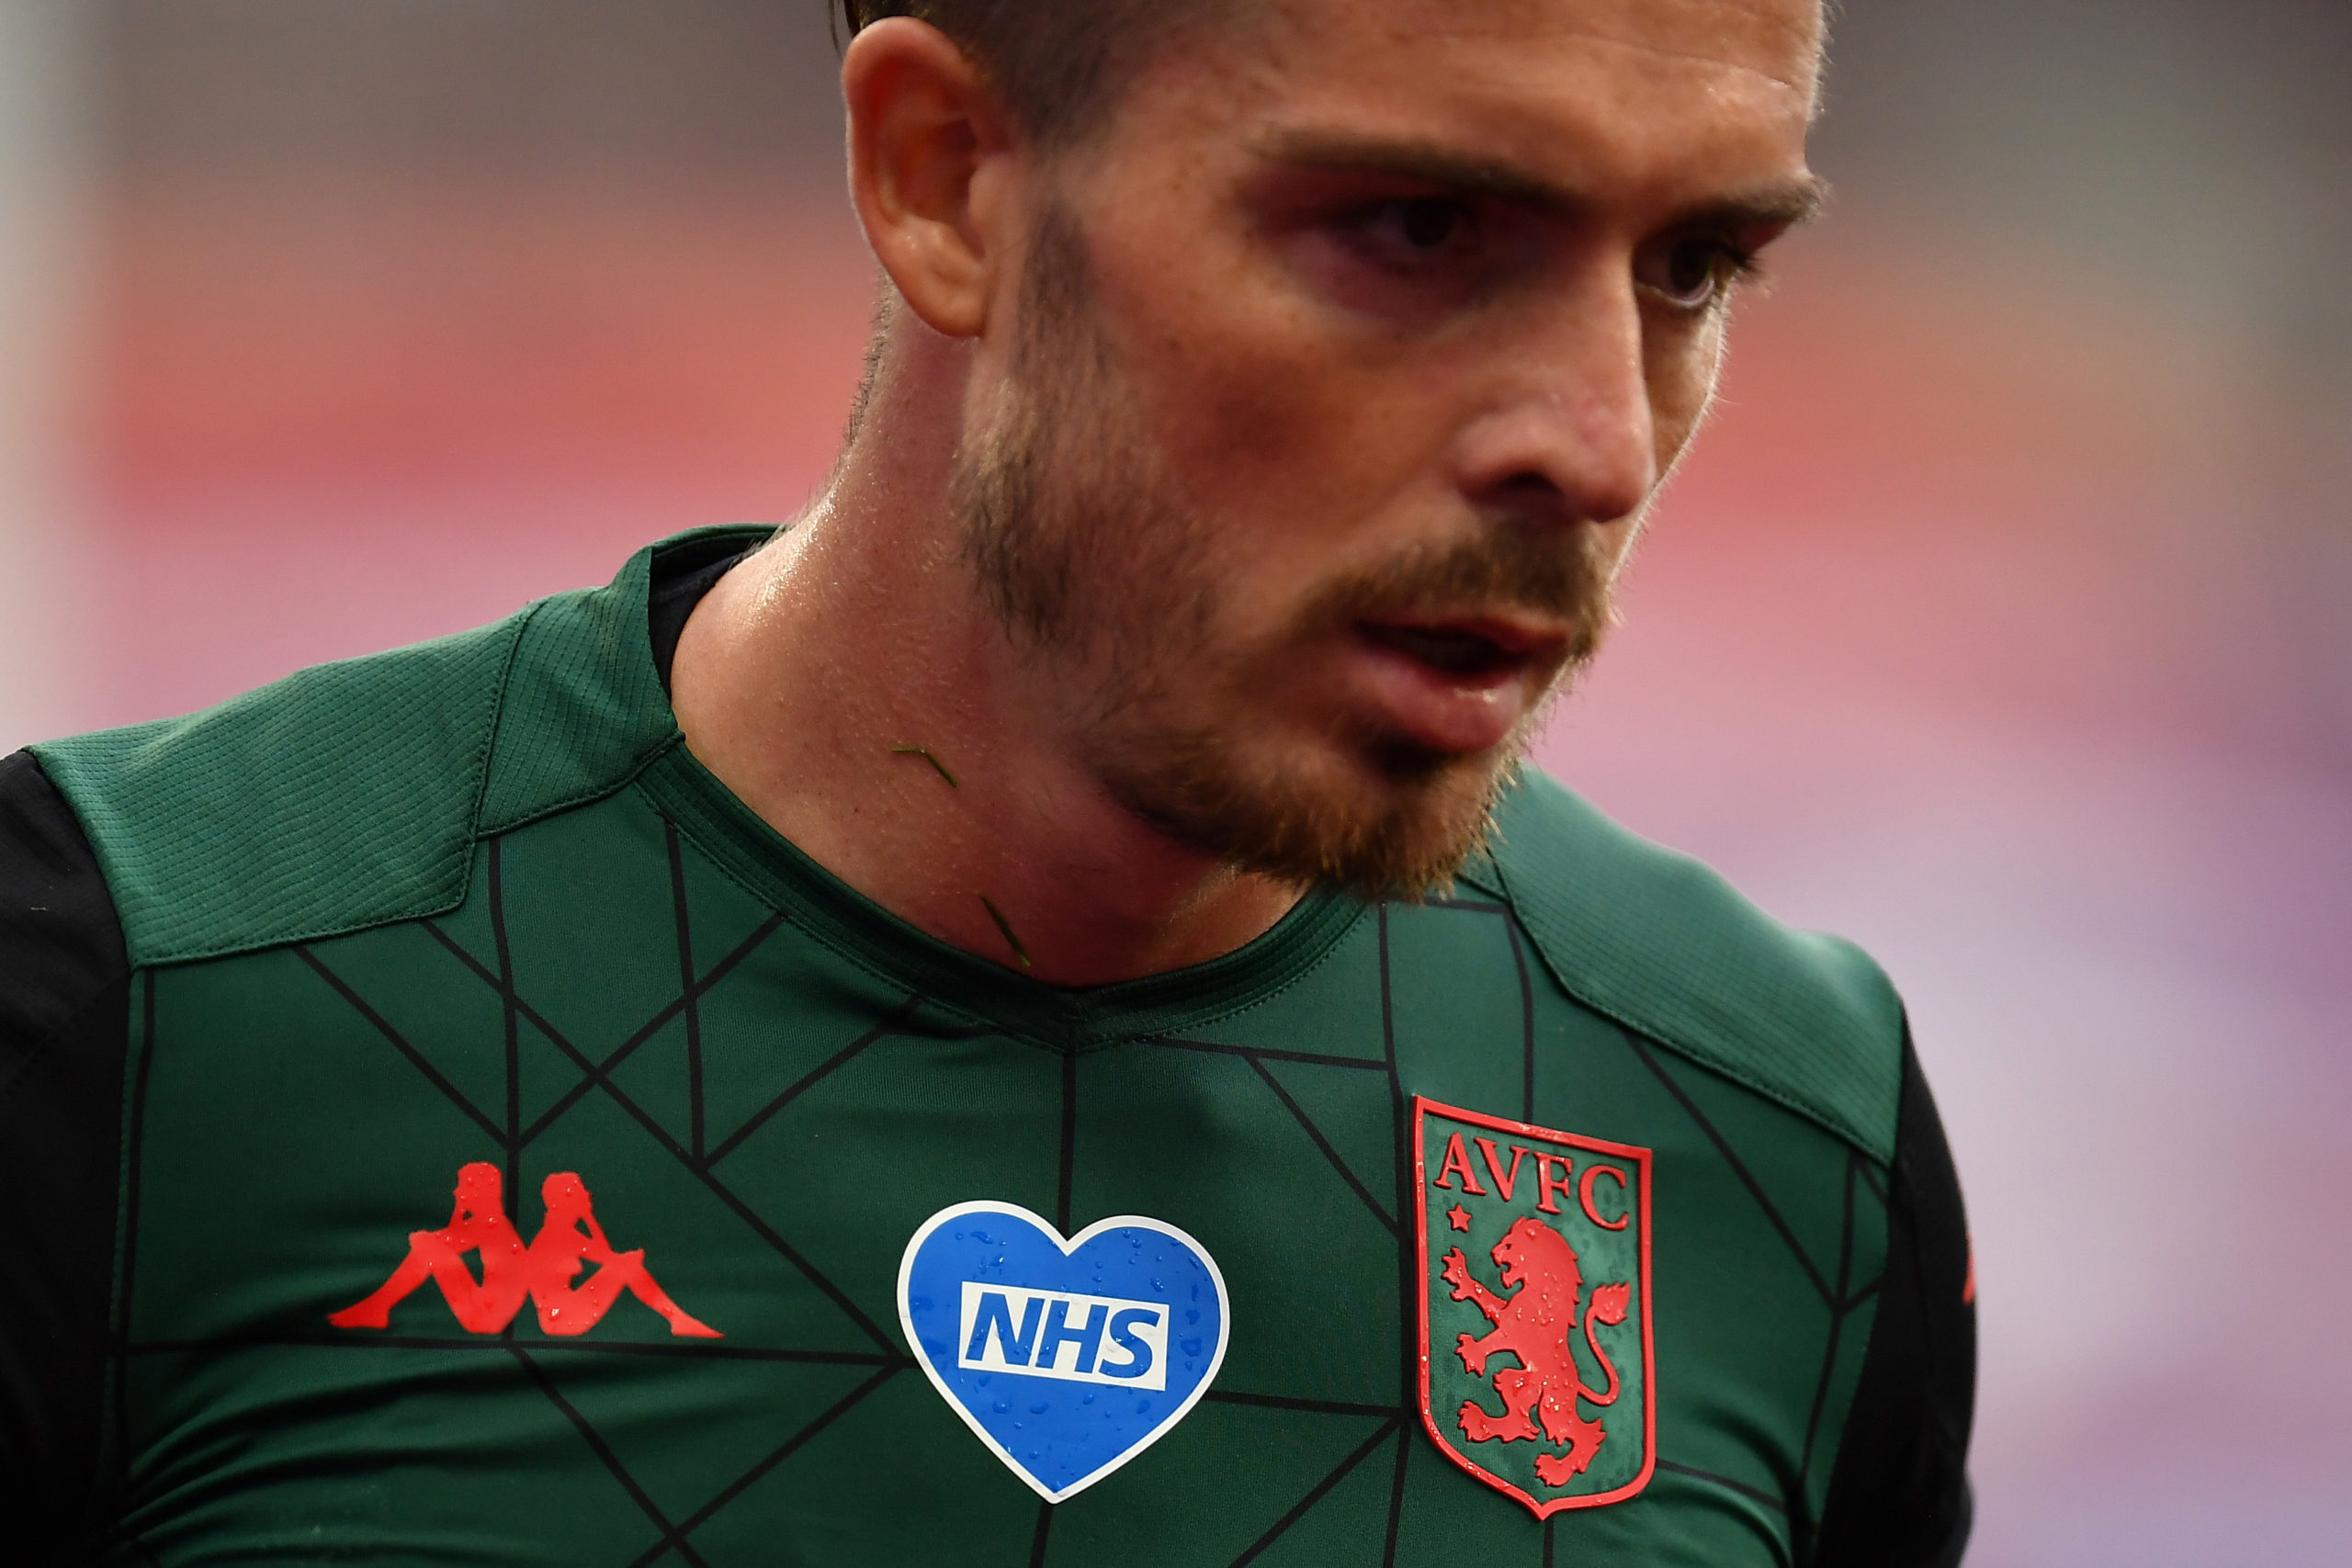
1809, 1030, 1977, 1568
0, 749, 133, 1561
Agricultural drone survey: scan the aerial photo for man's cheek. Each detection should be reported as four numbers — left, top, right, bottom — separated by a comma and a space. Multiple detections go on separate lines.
1179, 351, 1428, 525
1646, 321, 1729, 469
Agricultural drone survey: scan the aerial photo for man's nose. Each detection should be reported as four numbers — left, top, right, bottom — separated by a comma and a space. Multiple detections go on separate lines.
1448, 270, 1658, 526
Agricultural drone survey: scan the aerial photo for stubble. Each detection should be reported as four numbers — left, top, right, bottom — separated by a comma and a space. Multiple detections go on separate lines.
951, 198, 1619, 900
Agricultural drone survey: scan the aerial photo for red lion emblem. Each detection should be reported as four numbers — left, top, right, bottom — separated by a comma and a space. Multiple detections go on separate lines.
1441, 1214, 1630, 1487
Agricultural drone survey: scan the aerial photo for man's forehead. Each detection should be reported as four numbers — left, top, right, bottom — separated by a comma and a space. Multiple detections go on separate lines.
1119, 0, 1823, 218
1238, 0, 1825, 110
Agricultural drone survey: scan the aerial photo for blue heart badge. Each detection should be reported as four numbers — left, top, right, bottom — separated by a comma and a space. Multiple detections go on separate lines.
898, 1201, 1230, 1502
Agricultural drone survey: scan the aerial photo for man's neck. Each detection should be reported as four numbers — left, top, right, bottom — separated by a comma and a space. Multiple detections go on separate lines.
666, 362, 1302, 988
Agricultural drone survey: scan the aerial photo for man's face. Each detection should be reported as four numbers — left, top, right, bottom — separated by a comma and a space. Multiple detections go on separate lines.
954, 0, 1823, 897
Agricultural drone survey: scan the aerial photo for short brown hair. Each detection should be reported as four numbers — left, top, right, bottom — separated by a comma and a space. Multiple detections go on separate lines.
836, 1, 1214, 145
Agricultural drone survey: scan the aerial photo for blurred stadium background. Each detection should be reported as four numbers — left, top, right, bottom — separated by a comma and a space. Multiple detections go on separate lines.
4, 3, 2347, 1561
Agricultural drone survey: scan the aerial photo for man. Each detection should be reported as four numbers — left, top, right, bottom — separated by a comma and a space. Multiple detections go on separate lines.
0, 0, 1973, 1561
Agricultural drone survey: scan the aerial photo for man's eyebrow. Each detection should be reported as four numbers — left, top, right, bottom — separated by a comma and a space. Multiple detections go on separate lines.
1255, 130, 1827, 233
1668, 178, 1828, 235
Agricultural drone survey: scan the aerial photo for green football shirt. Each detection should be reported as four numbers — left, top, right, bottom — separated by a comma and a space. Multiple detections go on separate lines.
2, 527, 1973, 1566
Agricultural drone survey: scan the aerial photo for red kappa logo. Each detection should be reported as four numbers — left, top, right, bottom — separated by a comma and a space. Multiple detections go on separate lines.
330, 1162, 721, 1338
1442, 1214, 1631, 1487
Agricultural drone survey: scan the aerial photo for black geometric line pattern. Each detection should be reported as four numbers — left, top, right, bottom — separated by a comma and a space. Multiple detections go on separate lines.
296, 946, 505, 1147
1381, 1411, 1411, 1568
1379, 906, 1419, 1556
620, 1363, 904, 1568
1618, 1026, 1837, 1304
1506, 917, 1537, 1123
664, 824, 708, 1163
706, 1000, 919, 1168
1655, 1459, 1788, 1513
124, 823, 927, 1566
1431, 896, 1888, 1548
1145, 1034, 1387, 1073
125, 1333, 892, 1368
395, 917, 894, 1353
413, 912, 783, 1150
1030, 1038, 1084, 1568
1204, 1390, 1394, 1419
1228, 1417, 1402, 1568
1422, 895, 1538, 1122
1029, 1495, 1057, 1568
1619, 1023, 1890, 1539
1056, 1042, 1080, 1233
1856, 1157, 1890, 1208
492, 840, 526, 1219
1797, 1156, 1862, 1485
1243, 1053, 1398, 1235
513, 1342, 708, 1567
117, 854, 1873, 1564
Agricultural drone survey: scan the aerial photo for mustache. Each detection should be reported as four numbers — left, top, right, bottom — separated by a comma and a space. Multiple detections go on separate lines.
1295, 518, 1618, 660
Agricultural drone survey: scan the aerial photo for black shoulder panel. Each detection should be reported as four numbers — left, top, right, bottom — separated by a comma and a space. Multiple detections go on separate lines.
0, 748, 132, 1559
1810, 1031, 1977, 1567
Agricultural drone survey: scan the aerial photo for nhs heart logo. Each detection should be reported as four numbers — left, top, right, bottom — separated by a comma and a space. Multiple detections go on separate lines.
898, 1201, 1230, 1502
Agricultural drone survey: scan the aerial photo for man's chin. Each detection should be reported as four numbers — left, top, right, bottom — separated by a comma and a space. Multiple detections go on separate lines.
1104, 732, 1517, 902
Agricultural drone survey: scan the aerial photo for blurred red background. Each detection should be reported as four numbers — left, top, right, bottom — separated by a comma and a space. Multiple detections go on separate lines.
4, 3, 2347, 1561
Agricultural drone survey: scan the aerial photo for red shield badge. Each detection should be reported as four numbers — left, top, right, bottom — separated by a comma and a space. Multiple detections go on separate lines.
1413, 1097, 1655, 1517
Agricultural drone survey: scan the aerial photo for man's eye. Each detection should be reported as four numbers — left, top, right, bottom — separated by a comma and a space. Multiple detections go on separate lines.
1635, 236, 1753, 310
1352, 197, 1475, 259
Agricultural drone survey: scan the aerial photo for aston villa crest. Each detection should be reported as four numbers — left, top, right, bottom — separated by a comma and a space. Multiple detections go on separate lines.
1413, 1097, 1655, 1517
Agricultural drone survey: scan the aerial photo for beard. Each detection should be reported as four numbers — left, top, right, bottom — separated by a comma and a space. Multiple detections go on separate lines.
951, 200, 1621, 900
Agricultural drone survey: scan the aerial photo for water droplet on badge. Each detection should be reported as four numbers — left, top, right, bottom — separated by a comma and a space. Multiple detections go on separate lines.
1181, 1337, 1203, 1357
1081, 1391, 1096, 1405
1151, 1278, 1164, 1291
992, 1399, 1012, 1414
1031, 1400, 1050, 1415
1136, 1399, 1152, 1416
910, 1296, 932, 1313
1185, 1308, 1199, 1325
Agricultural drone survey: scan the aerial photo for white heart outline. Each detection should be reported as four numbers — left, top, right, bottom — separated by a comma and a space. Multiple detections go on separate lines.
896, 1199, 1233, 1504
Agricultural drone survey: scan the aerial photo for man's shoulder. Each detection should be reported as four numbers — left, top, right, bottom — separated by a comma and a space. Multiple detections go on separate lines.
26, 532, 730, 971
1471, 766, 1906, 1164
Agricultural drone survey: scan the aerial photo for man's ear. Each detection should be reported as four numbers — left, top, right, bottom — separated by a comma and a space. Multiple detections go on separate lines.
843, 18, 1023, 340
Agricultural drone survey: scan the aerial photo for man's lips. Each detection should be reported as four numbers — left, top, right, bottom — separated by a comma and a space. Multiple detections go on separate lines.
1344, 615, 1568, 755
1356, 616, 1564, 682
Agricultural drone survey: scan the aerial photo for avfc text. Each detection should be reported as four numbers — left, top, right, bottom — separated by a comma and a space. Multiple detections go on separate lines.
957, 1283, 1170, 1393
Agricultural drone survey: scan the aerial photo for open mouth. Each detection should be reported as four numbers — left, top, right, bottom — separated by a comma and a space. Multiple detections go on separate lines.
1357, 622, 1529, 681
